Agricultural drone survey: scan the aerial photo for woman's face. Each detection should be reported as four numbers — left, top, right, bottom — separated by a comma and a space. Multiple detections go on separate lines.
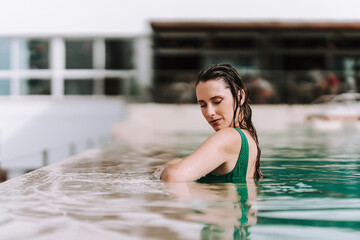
196, 78, 236, 131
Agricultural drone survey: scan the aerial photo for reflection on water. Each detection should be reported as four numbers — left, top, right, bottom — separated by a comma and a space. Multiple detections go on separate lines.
0, 126, 359, 239
164, 180, 257, 239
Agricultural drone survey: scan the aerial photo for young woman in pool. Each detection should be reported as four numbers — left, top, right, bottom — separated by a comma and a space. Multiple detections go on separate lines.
154, 63, 263, 182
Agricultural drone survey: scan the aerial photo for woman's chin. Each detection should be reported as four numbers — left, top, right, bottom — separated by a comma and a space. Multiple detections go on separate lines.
212, 125, 222, 132
211, 123, 233, 131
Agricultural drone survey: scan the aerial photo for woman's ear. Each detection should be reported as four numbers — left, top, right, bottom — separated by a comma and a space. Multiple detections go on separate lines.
238, 89, 245, 106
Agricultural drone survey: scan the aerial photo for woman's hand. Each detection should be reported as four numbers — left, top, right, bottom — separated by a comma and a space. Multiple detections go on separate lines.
151, 165, 165, 180
151, 158, 184, 180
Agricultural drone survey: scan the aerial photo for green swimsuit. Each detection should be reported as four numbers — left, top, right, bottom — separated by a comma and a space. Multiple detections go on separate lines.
197, 128, 249, 183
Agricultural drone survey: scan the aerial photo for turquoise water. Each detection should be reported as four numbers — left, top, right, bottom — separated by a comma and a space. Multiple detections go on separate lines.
174, 127, 360, 239
255, 128, 360, 238
0, 126, 359, 239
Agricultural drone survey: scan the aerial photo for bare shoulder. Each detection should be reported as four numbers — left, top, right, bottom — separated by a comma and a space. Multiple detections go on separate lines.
208, 127, 243, 152
211, 127, 242, 142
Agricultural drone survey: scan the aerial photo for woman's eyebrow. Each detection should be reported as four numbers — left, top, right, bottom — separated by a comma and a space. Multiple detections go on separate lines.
197, 95, 224, 103
210, 95, 224, 100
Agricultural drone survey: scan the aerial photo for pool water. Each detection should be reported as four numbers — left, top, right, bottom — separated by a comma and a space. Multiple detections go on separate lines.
0, 126, 359, 239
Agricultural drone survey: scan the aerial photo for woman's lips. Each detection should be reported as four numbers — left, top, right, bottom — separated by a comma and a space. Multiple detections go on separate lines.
210, 119, 221, 126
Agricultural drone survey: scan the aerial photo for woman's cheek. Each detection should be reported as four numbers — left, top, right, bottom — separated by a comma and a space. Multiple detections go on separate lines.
201, 108, 207, 119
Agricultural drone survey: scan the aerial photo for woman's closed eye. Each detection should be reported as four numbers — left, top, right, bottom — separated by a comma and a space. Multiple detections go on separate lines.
198, 99, 222, 107
198, 100, 206, 108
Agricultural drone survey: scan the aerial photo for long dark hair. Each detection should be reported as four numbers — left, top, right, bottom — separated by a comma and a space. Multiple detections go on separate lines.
196, 64, 263, 178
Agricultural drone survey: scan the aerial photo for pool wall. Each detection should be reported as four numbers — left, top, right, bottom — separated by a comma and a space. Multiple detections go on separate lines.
0, 98, 125, 179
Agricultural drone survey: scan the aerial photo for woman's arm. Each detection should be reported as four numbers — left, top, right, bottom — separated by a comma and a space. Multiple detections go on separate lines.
164, 158, 184, 167
152, 158, 184, 179
160, 128, 241, 182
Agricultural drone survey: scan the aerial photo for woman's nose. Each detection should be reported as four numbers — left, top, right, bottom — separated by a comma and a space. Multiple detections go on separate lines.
206, 105, 215, 118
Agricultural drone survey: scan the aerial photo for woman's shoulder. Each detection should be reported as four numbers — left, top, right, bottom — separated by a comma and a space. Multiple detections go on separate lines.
209, 127, 243, 149
213, 127, 243, 138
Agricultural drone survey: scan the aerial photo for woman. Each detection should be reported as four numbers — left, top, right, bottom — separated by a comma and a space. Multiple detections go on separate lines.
154, 64, 263, 182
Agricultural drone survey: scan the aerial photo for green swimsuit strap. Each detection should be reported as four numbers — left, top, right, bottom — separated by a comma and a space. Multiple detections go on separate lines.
234, 128, 249, 178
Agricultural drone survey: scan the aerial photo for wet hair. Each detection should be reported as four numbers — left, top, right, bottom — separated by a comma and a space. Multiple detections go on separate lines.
196, 63, 263, 178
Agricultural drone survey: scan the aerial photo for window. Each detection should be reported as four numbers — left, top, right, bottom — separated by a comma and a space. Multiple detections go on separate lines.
19, 39, 49, 69
155, 55, 200, 70
20, 79, 51, 95
334, 36, 360, 49
0, 37, 138, 98
204, 55, 259, 73
105, 40, 134, 69
282, 37, 326, 49
66, 40, 93, 69
283, 54, 325, 70
154, 37, 201, 49
64, 79, 94, 95
0, 39, 10, 69
214, 37, 257, 49
104, 78, 125, 95
0, 79, 10, 95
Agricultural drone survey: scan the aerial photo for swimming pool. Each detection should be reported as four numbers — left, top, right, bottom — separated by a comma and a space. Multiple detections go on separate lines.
0, 126, 359, 239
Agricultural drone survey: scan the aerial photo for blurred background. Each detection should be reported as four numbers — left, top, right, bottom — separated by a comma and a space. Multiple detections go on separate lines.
1, 0, 360, 181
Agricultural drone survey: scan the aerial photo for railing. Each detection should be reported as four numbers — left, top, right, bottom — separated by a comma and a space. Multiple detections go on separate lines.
0, 135, 111, 182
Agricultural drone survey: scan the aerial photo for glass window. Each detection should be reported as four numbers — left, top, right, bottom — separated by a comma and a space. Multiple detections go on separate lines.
105, 40, 134, 69
283, 54, 325, 70
66, 40, 93, 69
0, 79, 10, 95
104, 78, 125, 95
129, 77, 140, 95
214, 37, 257, 50
154, 37, 201, 49
334, 36, 360, 49
204, 55, 259, 73
64, 79, 93, 95
20, 79, 51, 95
282, 37, 326, 49
0, 39, 10, 69
155, 55, 200, 70
19, 39, 49, 69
